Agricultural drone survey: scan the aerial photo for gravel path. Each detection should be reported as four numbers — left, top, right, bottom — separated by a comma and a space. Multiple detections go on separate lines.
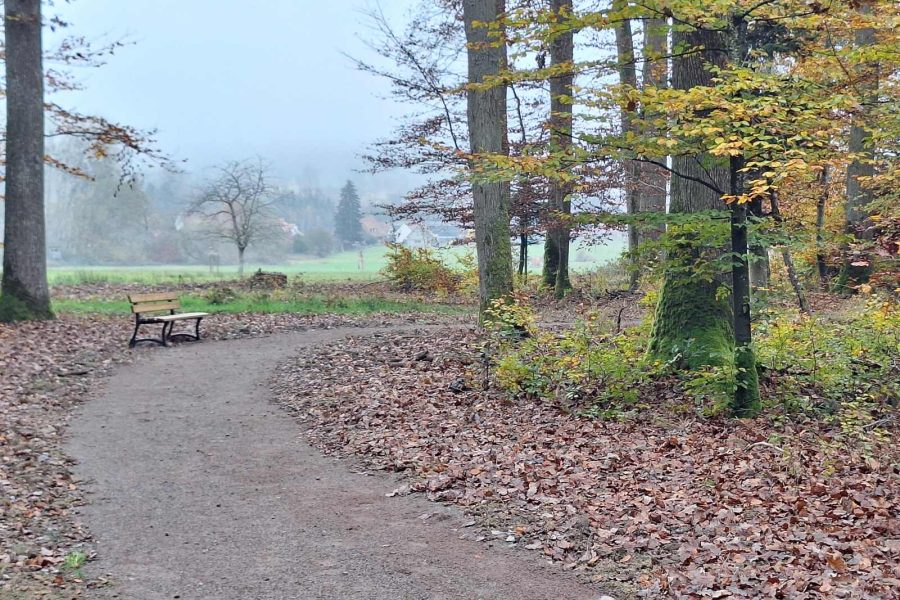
66, 328, 602, 600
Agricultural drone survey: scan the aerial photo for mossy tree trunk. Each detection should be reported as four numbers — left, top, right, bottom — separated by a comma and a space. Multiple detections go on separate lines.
648, 25, 733, 369
1, 0, 52, 322
463, 0, 514, 318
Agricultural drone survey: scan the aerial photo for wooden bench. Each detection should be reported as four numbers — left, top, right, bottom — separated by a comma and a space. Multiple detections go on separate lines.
127, 293, 209, 348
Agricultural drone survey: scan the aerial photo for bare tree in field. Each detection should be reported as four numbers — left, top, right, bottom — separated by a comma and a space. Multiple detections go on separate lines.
190, 159, 277, 277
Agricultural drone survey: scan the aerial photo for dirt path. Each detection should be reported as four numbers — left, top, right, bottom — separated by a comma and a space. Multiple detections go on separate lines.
66, 328, 604, 600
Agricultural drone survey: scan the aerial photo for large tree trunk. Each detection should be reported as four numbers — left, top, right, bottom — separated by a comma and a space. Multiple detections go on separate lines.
837, 1, 877, 292
541, 0, 573, 297
648, 25, 733, 369
463, 0, 513, 317
638, 18, 668, 243
1, 0, 52, 322
613, 0, 641, 290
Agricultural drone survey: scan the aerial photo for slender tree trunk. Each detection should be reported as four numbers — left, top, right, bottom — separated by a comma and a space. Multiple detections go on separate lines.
638, 18, 669, 243
238, 247, 246, 277
770, 192, 809, 313
837, 1, 877, 292
463, 0, 513, 317
613, 0, 641, 290
648, 25, 733, 369
1, 0, 52, 321
518, 232, 527, 277
729, 157, 760, 416
544, 0, 573, 298
815, 165, 830, 288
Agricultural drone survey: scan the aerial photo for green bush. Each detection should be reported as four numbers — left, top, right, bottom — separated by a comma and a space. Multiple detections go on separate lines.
381, 243, 461, 293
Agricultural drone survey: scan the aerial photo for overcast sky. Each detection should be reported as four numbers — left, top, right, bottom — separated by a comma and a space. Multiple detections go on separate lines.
46, 0, 417, 198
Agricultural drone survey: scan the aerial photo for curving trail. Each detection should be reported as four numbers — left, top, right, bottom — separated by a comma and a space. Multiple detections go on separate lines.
66, 328, 602, 600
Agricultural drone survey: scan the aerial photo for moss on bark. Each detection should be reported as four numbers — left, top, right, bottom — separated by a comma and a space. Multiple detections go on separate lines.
648, 272, 733, 369
732, 344, 761, 417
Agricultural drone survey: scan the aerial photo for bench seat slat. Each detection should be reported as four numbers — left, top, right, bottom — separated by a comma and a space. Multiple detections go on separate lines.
152, 312, 209, 322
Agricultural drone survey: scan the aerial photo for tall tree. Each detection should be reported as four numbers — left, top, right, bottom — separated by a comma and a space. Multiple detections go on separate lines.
638, 17, 668, 243
335, 180, 364, 248
612, 0, 642, 290
837, 0, 878, 292
647, 25, 734, 371
546, 0, 574, 298
542, 0, 574, 297
190, 159, 276, 277
463, 0, 514, 317
1, 0, 50, 321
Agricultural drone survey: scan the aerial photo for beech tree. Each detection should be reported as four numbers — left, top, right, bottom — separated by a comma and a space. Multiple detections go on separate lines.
0, 7, 170, 322
463, 0, 514, 316
541, 0, 574, 297
1, 0, 49, 320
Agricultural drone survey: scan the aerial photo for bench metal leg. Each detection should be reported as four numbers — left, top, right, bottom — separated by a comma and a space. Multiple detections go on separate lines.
129, 320, 169, 348
165, 317, 204, 344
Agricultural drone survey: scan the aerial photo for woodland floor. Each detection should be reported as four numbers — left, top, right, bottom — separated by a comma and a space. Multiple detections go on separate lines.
1, 285, 897, 599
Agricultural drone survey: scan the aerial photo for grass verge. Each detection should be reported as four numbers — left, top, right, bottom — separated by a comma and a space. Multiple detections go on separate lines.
52, 295, 470, 316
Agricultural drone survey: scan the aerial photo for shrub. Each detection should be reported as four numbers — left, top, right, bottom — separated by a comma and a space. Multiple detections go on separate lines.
381, 244, 460, 293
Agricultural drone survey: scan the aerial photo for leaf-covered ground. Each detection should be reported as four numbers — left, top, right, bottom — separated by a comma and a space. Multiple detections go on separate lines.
0, 311, 464, 598
273, 327, 900, 599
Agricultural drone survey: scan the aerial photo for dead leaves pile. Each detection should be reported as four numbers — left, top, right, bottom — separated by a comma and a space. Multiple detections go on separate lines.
273, 328, 899, 599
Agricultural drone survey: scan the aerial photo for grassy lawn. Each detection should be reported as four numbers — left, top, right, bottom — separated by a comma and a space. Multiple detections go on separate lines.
53, 294, 468, 317
47, 239, 624, 286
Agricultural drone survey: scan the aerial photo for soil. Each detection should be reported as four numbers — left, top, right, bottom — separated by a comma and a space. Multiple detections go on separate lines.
65, 328, 606, 600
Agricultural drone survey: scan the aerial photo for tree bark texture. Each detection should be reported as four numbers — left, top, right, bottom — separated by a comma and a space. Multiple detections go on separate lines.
838, 1, 877, 290
463, 0, 514, 317
648, 25, 733, 369
638, 18, 669, 242
1, 0, 52, 321
541, 0, 573, 296
613, 0, 641, 290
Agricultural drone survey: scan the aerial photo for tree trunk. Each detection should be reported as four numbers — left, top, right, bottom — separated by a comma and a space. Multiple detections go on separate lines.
729, 157, 760, 417
238, 247, 246, 278
837, 1, 877, 291
648, 25, 733, 369
638, 18, 669, 243
463, 0, 513, 317
1, 0, 52, 322
545, 0, 573, 298
770, 192, 809, 313
613, 0, 641, 290
518, 232, 528, 277
815, 165, 830, 288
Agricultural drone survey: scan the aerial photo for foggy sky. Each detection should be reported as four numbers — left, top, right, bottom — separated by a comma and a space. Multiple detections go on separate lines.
46, 0, 417, 198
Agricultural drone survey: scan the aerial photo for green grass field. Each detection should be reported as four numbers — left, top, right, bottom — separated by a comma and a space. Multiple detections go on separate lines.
47, 239, 625, 286
53, 294, 467, 316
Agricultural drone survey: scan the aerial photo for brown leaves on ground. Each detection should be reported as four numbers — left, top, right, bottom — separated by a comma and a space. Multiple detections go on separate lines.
273, 327, 900, 599
0, 311, 459, 597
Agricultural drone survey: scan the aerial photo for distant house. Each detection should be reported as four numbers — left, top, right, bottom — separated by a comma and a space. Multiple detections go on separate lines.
394, 220, 464, 248
361, 215, 391, 240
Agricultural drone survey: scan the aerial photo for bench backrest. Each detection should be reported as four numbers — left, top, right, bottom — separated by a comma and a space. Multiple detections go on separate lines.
128, 292, 180, 314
